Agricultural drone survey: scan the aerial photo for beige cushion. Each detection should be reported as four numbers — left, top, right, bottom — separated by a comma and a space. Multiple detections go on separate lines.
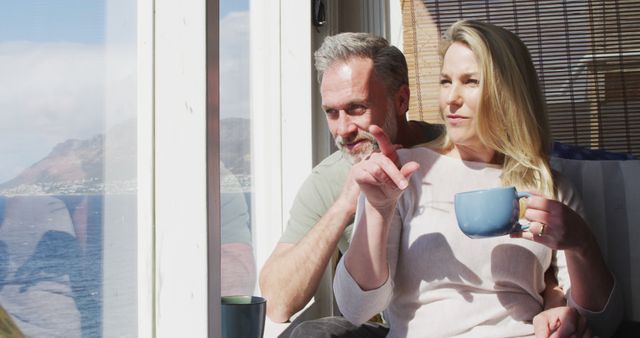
551, 157, 640, 322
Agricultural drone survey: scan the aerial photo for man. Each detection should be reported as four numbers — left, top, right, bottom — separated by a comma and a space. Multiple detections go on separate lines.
258, 32, 442, 324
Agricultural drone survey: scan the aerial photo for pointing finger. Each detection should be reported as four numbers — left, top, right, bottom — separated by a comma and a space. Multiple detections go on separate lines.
370, 125, 399, 165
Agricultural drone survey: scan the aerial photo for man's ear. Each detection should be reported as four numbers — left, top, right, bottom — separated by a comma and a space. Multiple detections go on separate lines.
396, 84, 410, 115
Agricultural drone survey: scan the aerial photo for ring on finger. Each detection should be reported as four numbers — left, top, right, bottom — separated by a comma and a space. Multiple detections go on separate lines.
537, 222, 546, 237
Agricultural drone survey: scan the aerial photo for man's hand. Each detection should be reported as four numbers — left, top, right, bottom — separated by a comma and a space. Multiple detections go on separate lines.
336, 169, 362, 216
533, 306, 592, 338
351, 125, 419, 210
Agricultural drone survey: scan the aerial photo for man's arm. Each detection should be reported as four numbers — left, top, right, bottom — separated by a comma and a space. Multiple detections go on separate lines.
259, 179, 359, 322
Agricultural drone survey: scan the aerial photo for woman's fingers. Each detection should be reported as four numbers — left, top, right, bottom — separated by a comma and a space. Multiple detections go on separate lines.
511, 222, 549, 243
510, 193, 564, 245
528, 221, 548, 237
525, 193, 563, 215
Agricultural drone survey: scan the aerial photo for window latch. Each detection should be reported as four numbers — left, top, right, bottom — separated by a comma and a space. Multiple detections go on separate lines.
313, 0, 326, 27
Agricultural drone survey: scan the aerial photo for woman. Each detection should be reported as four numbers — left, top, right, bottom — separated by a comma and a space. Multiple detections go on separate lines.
334, 20, 622, 337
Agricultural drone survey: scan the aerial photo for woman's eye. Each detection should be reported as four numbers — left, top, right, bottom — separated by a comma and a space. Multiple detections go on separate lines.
466, 79, 479, 86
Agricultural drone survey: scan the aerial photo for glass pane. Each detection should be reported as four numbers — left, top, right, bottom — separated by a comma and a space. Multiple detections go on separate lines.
0, 1, 137, 337
219, 0, 255, 296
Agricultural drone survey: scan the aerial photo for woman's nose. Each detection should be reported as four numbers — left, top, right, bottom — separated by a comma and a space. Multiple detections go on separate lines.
446, 85, 463, 106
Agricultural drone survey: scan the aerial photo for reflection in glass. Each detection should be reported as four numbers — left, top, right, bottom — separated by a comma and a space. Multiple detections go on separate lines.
0, 1, 136, 337
219, 0, 256, 296
221, 163, 255, 295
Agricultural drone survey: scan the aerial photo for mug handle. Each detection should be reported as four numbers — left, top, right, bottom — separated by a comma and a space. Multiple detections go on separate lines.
516, 191, 532, 230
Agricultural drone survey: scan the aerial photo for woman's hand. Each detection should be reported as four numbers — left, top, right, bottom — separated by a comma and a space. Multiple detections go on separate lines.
512, 193, 614, 313
511, 192, 596, 253
533, 306, 592, 338
351, 125, 419, 211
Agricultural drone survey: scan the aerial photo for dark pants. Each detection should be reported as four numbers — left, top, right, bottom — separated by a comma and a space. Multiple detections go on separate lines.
282, 316, 389, 338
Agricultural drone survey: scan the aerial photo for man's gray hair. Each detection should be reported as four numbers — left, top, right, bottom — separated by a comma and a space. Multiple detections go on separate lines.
313, 32, 408, 96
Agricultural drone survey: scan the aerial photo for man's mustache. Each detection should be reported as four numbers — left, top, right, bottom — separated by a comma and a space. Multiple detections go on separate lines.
335, 131, 378, 150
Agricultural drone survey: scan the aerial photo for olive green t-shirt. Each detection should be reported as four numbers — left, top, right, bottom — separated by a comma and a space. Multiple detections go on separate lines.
279, 151, 353, 253
279, 121, 444, 253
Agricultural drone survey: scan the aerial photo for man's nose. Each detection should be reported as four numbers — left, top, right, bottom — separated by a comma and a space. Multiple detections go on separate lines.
336, 111, 357, 137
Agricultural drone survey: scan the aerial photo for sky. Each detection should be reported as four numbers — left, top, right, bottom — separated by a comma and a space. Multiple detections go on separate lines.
0, 0, 249, 183
0, 0, 105, 43
221, 1, 248, 17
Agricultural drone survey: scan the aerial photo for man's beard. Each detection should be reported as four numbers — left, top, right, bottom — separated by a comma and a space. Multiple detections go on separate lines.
335, 108, 398, 164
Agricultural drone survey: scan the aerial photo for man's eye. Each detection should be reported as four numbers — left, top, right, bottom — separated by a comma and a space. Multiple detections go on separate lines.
348, 106, 366, 115
324, 109, 338, 117
439, 79, 451, 86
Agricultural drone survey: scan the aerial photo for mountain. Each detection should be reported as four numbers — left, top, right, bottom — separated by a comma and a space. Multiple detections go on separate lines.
220, 117, 251, 178
0, 120, 136, 195
0, 136, 103, 194
0, 117, 250, 195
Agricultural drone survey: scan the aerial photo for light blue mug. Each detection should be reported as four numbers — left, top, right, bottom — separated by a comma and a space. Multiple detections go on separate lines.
454, 186, 531, 238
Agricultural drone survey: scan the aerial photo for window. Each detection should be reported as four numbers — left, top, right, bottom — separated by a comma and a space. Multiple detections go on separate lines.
0, 0, 138, 336
0, 0, 385, 336
219, 0, 256, 298
402, 0, 640, 157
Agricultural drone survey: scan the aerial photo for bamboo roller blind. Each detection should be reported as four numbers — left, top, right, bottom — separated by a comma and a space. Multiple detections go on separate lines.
402, 0, 640, 157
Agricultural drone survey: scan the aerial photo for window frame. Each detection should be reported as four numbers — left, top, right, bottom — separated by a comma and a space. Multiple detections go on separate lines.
152, 0, 211, 336
143, 0, 394, 336
136, 0, 155, 336
250, 0, 315, 275
250, 1, 317, 333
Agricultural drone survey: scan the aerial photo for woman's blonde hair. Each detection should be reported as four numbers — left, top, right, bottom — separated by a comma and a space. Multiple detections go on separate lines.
439, 20, 555, 198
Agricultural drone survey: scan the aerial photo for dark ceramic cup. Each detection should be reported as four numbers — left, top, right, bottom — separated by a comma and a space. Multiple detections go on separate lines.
221, 295, 266, 338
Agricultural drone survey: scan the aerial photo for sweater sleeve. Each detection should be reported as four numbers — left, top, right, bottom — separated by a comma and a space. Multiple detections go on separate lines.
567, 277, 624, 338
333, 193, 403, 325
333, 258, 394, 325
